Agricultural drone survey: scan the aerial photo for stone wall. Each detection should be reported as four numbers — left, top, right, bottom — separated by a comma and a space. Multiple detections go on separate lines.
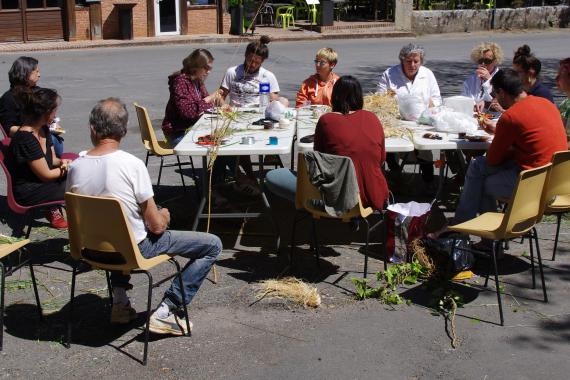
412, 5, 569, 34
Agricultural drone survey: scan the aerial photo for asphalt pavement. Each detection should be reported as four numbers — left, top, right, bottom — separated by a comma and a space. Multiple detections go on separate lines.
1, 29, 570, 379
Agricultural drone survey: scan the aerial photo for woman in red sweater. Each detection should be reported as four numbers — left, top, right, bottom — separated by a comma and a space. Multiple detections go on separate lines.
265, 75, 389, 211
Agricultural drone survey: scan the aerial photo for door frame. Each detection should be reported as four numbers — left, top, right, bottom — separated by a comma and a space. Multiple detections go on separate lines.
154, 0, 181, 35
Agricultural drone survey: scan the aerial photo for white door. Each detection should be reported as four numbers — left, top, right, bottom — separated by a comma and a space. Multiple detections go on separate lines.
155, 0, 180, 35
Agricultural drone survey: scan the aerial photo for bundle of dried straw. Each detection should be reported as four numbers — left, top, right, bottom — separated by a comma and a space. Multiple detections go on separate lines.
256, 277, 321, 308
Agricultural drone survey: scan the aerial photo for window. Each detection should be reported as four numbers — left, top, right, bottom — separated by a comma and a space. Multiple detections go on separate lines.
188, 0, 216, 6
1, 0, 19, 9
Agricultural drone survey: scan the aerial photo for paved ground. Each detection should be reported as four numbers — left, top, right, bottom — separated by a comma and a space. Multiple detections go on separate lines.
1, 29, 570, 379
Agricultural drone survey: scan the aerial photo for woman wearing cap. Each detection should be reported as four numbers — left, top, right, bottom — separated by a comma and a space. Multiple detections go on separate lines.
462, 42, 504, 113
295, 47, 340, 108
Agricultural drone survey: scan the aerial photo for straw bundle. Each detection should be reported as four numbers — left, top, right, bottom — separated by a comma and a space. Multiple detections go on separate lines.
256, 277, 321, 308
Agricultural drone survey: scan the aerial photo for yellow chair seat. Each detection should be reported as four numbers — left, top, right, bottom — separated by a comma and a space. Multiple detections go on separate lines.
0, 239, 30, 260
546, 194, 570, 212
449, 212, 505, 240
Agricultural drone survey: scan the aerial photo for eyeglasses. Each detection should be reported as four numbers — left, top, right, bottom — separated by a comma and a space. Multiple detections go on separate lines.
314, 60, 328, 66
478, 58, 494, 65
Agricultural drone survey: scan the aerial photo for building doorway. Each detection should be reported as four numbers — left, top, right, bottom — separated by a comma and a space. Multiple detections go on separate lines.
0, 0, 64, 42
155, 0, 180, 35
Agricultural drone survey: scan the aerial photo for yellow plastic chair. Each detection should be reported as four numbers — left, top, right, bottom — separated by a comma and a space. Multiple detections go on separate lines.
65, 192, 191, 365
133, 103, 198, 192
275, 5, 295, 29
308, 3, 318, 25
542, 150, 570, 261
290, 153, 386, 278
449, 163, 552, 326
0, 238, 42, 351
292, 0, 308, 20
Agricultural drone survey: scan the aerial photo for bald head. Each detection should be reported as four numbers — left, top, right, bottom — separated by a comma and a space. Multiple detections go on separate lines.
89, 97, 128, 141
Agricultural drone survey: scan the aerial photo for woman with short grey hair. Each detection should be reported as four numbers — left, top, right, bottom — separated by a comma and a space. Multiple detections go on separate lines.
376, 43, 442, 188
377, 43, 441, 108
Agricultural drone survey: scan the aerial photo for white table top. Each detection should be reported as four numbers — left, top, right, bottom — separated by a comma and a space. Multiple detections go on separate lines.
174, 109, 295, 156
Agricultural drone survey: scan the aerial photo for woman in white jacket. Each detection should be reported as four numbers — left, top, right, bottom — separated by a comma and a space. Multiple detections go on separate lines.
462, 42, 504, 113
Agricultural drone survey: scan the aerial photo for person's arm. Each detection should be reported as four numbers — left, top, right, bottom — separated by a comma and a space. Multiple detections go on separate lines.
486, 116, 513, 166
376, 70, 389, 94
28, 157, 67, 182
428, 70, 442, 107
172, 76, 212, 121
295, 77, 312, 107
140, 197, 170, 235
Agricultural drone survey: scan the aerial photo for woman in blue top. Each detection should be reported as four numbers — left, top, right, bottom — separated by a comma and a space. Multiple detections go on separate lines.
512, 45, 554, 103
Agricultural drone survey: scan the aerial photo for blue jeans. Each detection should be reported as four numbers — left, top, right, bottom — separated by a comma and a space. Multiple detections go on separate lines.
111, 230, 222, 309
454, 156, 519, 224
51, 134, 64, 158
265, 168, 297, 203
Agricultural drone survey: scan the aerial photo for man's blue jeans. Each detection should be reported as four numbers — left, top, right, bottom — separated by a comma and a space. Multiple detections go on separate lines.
454, 156, 519, 224
111, 230, 222, 309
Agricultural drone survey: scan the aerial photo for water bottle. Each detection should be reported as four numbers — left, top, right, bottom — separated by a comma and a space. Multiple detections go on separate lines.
259, 82, 270, 114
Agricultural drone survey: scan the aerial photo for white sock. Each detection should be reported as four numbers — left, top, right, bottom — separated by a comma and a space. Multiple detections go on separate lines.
112, 287, 129, 305
155, 301, 170, 319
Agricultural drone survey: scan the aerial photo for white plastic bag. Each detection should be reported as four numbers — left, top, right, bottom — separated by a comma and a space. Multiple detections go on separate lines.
398, 94, 426, 121
265, 100, 286, 121
443, 96, 475, 116
431, 107, 478, 134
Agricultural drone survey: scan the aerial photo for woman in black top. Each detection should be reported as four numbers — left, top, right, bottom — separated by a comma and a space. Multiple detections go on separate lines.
512, 45, 554, 103
5, 87, 70, 229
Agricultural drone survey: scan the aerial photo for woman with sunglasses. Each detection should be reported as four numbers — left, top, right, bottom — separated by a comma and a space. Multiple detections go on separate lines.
295, 47, 339, 108
462, 42, 504, 113
162, 48, 221, 145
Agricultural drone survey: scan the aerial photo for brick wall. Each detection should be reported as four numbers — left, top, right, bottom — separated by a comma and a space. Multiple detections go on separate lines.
101, 0, 148, 39
75, 7, 90, 41
187, 6, 218, 34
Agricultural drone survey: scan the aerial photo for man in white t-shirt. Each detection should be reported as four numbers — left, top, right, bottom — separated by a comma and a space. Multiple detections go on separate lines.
66, 98, 222, 336
219, 36, 280, 107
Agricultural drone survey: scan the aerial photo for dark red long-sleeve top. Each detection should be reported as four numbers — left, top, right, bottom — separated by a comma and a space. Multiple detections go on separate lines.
161, 72, 212, 136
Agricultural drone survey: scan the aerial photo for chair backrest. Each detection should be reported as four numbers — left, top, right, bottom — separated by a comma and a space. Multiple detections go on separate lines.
295, 153, 372, 221
543, 150, 570, 213
65, 192, 146, 272
133, 102, 170, 155
0, 142, 28, 215
501, 163, 551, 238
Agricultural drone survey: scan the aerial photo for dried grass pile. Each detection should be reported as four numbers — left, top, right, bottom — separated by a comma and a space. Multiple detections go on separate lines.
256, 277, 321, 308
363, 93, 412, 139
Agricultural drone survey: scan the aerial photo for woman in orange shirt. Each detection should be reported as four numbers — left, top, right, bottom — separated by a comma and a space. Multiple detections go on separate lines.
295, 48, 340, 108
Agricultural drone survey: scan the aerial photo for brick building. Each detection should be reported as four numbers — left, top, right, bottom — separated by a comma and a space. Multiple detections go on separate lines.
0, 0, 230, 43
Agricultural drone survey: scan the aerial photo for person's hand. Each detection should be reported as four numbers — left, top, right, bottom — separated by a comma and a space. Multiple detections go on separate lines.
480, 119, 497, 135
475, 66, 491, 81
159, 207, 171, 227
474, 100, 485, 113
488, 98, 505, 113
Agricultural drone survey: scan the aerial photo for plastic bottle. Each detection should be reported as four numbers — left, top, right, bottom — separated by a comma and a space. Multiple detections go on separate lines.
259, 82, 270, 114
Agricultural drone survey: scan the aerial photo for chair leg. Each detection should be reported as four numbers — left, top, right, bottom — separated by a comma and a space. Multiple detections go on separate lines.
24, 212, 34, 239
1, 262, 5, 351
29, 263, 43, 321
551, 213, 562, 261
105, 271, 113, 307
363, 219, 370, 278
176, 156, 187, 191
491, 241, 504, 326
311, 218, 320, 267
289, 213, 300, 266
529, 232, 536, 289
66, 265, 78, 348
145, 151, 150, 166
533, 227, 548, 303
142, 271, 154, 366
157, 157, 165, 186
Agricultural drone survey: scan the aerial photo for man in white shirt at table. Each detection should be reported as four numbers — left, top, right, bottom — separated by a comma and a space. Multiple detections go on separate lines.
66, 98, 222, 335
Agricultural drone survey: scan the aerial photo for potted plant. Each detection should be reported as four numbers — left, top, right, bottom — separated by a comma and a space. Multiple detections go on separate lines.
229, 0, 244, 35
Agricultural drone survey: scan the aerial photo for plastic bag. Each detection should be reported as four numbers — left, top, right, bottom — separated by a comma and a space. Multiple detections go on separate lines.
398, 94, 426, 121
443, 96, 475, 116
386, 202, 432, 263
422, 235, 474, 272
431, 107, 478, 134
265, 100, 286, 121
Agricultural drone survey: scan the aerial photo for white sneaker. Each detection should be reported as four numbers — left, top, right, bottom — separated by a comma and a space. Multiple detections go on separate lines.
149, 311, 192, 336
110, 302, 138, 324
